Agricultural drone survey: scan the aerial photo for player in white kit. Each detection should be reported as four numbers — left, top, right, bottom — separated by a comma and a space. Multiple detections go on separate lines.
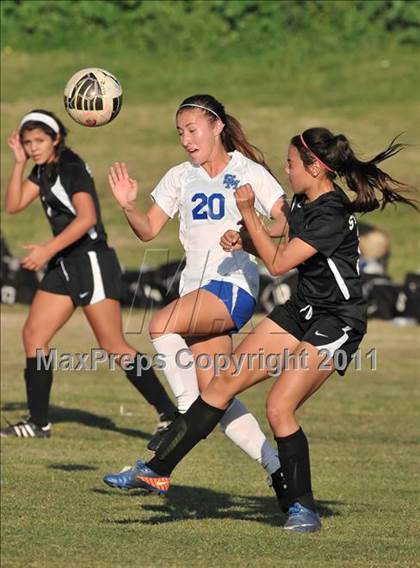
107, 94, 289, 488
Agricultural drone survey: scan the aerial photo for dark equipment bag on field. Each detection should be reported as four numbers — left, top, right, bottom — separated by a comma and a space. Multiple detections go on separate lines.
361, 273, 402, 320
1, 236, 38, 305
120, 259, 186, 309
120, 269, 166, 309
393, 272, 420, 323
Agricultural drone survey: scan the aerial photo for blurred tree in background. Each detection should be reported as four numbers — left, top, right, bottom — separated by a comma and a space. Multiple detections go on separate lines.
1, 0, 419, 278
2, 0, 419, 55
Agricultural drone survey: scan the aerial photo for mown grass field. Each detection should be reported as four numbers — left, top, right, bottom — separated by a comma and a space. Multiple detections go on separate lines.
1, 48, 420, 279
1, 305, 420, 567
1, 42, 420, 568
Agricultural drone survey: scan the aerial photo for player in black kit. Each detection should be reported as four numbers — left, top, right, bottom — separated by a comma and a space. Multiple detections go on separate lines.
2, 110, 176, 439
103, 127, 417, 532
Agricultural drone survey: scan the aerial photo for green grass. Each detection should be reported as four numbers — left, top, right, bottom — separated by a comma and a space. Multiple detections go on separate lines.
1, 47, 420, 279
1, 43, 420, 565
1, 306, 420, 567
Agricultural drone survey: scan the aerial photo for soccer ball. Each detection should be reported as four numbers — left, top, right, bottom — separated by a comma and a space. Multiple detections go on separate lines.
63, 68, 123, 127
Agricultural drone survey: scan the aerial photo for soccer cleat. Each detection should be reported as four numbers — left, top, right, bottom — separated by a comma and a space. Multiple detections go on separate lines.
147, 419, 174, 452
0, 419, 51, 439
283, 502, 321, 533
103, 459, 170, 495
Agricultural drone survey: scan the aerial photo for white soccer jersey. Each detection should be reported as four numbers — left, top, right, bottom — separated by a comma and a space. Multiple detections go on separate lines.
150, 150, 285, 298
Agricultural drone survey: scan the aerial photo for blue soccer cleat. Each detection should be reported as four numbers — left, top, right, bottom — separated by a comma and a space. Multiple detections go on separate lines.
283, 502, 321, 533
103, 459, 170, 495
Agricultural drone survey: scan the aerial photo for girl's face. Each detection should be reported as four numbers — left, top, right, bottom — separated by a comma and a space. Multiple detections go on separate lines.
20, 128, 58, 164
176, 109, 224, 165
285, 144, 315, 194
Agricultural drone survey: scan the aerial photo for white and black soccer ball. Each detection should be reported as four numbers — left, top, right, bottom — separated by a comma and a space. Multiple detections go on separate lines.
63, 68, 122, 127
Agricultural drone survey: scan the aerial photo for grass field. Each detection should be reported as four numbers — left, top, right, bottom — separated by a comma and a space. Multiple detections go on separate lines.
1, 48, 420, 280
1, 305, 420, 567
1, 39, 420, 568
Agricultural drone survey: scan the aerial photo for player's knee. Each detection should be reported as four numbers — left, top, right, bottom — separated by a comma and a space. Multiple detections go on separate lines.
149, 313, 171, 338
266, 397, 294, 430
224, 363, 255, 394
214, 366, 229, 386
212, 366, 241, 399
22, 322, 41, 349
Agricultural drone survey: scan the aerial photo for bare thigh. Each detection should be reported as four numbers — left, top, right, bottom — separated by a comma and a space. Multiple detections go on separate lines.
23, 291, 75, 356
201, 317, 301, 409
149, 289, 235, 338
189, 334, 233, 392
82, 299, 136, 358
266, 341, 335, 436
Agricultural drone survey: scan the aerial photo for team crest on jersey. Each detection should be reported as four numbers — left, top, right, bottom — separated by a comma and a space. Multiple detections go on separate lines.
223, 174, 240, 189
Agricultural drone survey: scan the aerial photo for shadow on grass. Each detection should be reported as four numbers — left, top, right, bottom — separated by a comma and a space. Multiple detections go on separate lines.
48, 463, 98, 472
1, 402, 151, 440
98, 484, 344, 527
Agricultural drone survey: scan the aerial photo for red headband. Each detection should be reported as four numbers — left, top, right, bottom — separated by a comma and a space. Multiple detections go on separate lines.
299, 134, 336, 173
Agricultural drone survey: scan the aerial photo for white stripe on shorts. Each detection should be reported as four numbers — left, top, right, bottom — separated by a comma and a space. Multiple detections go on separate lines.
60, 260, 70, 282
314, 326, 352, 359
87, 251, 106, 304
231, 285, 239, 314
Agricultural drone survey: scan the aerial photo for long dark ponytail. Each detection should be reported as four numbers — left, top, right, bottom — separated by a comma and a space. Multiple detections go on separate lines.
291, 127, 417, 213
177, 94, 274, 175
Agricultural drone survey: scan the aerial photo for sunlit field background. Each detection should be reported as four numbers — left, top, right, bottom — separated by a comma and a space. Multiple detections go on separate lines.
1, 1, 420, 566
2, 47, 420, 278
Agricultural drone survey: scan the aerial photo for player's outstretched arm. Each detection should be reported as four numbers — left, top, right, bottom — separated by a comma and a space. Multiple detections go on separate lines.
220, 195, 289, 256
235, 184, 315, 275
220, 224, 268, 256
241, 195, 290, 255
267, 196, 290, 238
108, 162, 169, 241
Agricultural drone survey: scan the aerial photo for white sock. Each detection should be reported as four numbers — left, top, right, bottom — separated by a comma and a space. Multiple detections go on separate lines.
219, 398, 280, 475
151, 333, 199, 414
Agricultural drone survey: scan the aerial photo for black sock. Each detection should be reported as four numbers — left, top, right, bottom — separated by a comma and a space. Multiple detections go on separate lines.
125, 353, 177, 420
24, 356, 53, 427
275, 427, 316, 512
146, 396, 226, 476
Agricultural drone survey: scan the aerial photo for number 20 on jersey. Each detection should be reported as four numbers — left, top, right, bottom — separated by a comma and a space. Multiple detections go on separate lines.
192, 193, 226, 220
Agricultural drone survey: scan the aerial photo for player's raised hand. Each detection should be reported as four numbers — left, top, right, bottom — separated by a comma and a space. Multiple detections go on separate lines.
220, 230, 243, 252
108, 162, 138, 211
7, 130, 27, 164
234, 183, 255, 214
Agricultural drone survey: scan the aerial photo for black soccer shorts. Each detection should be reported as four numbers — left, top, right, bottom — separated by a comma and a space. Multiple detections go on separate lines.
267, 298, 365, 375
39, 247, 122, 307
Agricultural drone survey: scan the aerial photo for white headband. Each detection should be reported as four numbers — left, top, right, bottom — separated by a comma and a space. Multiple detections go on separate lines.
178, 103, 223, 122
20, 112, 60, 134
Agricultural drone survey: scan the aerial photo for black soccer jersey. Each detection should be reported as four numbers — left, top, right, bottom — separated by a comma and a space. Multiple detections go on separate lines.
289, 185, 367, 333
28, 151, 107, 260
